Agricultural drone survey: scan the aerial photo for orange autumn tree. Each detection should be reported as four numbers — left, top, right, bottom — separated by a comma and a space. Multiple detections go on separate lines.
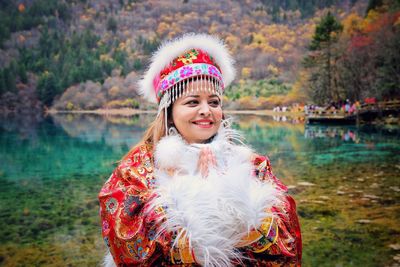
337, 2, 400, 100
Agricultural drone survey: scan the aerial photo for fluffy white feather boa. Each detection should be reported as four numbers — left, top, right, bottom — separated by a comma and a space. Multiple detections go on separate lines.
147, 124, 284, 266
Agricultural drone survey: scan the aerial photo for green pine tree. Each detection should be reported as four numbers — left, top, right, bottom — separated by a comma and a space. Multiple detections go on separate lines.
305, 11, 343, 104
37, 72, 58, 106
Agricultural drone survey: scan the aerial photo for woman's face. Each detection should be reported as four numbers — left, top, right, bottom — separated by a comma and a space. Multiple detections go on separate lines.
172, 80, 222, 144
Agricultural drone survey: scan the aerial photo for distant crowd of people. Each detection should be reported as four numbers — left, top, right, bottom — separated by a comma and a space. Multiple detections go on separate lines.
272, 98, 383, 116
272, 106, 290, 112
303, 100, 361, 115
325, 99, 361, 115
272, 100, 364, 116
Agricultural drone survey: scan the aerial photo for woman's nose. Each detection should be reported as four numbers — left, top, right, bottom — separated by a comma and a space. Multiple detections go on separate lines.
199, 101, 211, 116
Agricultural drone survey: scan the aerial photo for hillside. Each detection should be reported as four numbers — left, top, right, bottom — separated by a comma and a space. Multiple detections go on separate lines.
2, 0, 398, 112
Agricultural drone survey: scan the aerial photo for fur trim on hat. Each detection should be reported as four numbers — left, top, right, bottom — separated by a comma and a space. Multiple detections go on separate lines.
138, 33, 236, 103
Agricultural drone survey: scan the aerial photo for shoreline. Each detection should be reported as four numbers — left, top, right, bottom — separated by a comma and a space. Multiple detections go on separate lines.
47, 108, 305, 117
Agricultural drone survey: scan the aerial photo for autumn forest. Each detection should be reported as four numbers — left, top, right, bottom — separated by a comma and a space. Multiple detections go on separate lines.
0, 0, 399, 112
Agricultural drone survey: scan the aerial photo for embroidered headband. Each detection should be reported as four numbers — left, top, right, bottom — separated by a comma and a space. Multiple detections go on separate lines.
138, 33, 235, 114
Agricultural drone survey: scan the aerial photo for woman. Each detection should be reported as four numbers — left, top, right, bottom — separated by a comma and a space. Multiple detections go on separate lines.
99, 34, 302, 266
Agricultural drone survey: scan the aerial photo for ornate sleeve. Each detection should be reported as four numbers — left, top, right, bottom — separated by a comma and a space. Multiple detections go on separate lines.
238, 155, 302, 266
98, 145, 170, 265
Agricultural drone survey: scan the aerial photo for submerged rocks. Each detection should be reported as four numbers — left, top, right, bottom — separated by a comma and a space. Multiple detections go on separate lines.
363, 194, 380, 200
390, 186, 400, 192
297, 181, 316, 187
389, 244, 400, 251
356, 219, 372, 224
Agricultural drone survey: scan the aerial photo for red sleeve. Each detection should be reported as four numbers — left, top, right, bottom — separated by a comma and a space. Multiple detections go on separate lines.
98, 145, 169, 265
243, 155, 302, 266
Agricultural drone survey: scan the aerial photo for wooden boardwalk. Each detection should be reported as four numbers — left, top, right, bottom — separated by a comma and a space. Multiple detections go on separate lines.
306, 100, 400, 124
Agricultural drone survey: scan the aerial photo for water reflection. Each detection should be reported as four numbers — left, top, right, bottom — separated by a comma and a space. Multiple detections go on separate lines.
272, 115, 305, 124
51, 113, 153, 147
305, 126, 360, 142
305, 125, 400, 144
0, 113, 157, 181
0, 114, 399, 266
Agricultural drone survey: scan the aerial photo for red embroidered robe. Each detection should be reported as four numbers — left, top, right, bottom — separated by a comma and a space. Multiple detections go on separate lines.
98, 144, 302, 266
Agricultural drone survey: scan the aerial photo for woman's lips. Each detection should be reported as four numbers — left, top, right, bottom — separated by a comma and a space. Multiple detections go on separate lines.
192, 120, 214, 128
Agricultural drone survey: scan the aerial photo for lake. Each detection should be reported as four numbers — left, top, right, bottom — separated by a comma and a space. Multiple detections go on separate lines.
0, 113, 399, 266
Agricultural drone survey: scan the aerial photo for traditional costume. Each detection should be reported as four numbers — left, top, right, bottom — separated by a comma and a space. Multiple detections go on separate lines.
99, 34, 302, 266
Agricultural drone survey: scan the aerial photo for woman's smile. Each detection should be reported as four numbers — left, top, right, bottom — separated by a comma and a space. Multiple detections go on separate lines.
192, 119, 214, 128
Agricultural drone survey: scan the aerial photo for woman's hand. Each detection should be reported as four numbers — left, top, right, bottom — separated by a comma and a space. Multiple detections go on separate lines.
197, 147, 217, 177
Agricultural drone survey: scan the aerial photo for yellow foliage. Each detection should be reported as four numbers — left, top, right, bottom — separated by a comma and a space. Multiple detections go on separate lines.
118, 42, 126, 49
66, 102, 74, 110
330, 31, 339, 39
225, 35, 240, 52
287, 37, 296, 44
123, 30, 131, 37
278, 56, 285, 63
364, 9, 380, 27
266, 94, 286, 105
87, 8, 96, 15
282, 44, 292, 52
161, 14, 175, 24
261, 44, 278, 54
209, 22, 219, 34
157, 22, 170, 36
205, 10, 216, 18
241, 67, 251, 79
109, 86, 120, 97
252, 33, 267, 45
293, 10, 301, 20
342, 13, 363, 37
100, 54, 112, 62
286, 70, 310, 103
238, 95, 259, 109
105, 98, 139, 109
252, 9, 268, 18
267, 64, 280, 75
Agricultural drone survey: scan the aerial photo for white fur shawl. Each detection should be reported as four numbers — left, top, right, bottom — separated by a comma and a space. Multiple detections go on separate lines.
148, 126, 283, 266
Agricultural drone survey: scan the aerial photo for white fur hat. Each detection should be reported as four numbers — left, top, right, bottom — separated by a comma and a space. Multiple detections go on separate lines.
138, 33, 235, 104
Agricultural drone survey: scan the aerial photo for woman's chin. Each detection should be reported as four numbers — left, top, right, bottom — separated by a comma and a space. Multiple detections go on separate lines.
186, 133, 215, 144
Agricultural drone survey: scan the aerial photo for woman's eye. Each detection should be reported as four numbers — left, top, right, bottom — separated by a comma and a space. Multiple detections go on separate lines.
209, 100, 220, 107
185, 100, 199, 105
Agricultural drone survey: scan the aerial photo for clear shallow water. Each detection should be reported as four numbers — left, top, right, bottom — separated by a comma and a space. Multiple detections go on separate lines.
0, 114, 399, 266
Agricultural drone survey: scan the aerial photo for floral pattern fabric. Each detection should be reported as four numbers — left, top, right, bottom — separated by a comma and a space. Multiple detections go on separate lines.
98, 144, 302, 266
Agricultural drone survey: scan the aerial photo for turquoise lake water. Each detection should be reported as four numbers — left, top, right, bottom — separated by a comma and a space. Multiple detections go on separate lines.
0, 113, 399, 266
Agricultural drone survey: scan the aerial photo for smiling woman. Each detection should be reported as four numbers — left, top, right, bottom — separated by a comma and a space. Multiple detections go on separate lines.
98, 34, 302, 266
